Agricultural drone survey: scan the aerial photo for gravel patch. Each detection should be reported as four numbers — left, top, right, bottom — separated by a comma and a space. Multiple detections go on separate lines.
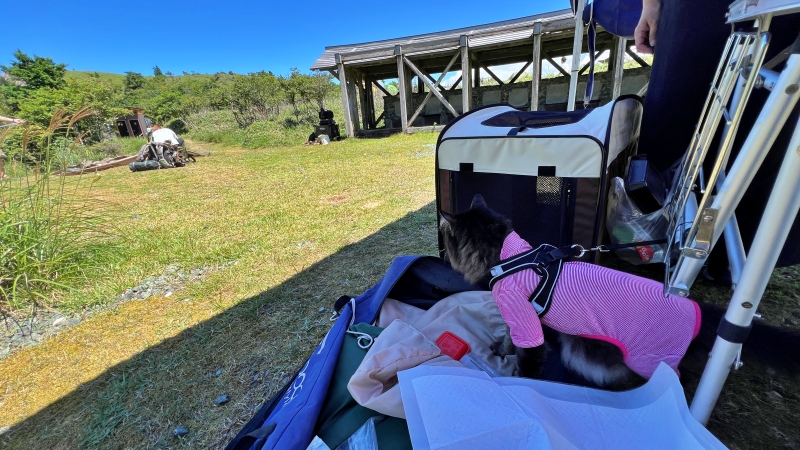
0, 261, 237, 361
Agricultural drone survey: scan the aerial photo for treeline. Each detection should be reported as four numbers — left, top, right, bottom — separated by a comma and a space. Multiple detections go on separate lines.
0, 51, 340, 162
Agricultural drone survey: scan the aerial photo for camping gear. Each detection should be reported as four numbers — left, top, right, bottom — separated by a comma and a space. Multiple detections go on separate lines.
314, 109, 341, 141
435, 96, 643, 262
665, 2, 800, 424
398, 364, 726, 449
226, 257, 479, 450
128, 160, 161, 172
134, 142, 187, 170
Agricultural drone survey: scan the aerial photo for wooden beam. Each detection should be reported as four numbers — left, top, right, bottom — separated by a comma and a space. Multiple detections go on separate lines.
461, 35, 471, 113
335, 54, 354, 138
375, 111, 385, 127
473, 56, 504, 86
395, 47, 409, 132
340, 36, 460, 63
543, 51, 570, 77
611, 37, 627, 99
327, 69, 338, 79
531, 21, 542, 111
509, 60, 532, 84
403, 55, 458, 117
448, 75, 462, 91
407, 50, 460, 127
625, 47, 650, 67
578, 44, 609, 75
372, 80, 393, 98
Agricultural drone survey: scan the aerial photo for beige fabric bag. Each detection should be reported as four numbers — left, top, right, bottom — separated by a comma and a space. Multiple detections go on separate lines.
348, 291, 515, 418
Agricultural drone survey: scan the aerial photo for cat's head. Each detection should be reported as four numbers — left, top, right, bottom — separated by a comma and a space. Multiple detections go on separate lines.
439, 194, 513, 284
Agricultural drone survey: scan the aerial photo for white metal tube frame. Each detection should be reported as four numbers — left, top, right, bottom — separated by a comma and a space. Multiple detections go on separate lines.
679, 28, 800, 424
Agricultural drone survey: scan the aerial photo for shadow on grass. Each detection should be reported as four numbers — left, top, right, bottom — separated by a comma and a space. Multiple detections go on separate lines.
2, 202, 439, 449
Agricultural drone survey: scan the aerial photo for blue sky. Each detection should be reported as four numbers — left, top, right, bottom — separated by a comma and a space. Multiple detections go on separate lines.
2, 0, 570, 77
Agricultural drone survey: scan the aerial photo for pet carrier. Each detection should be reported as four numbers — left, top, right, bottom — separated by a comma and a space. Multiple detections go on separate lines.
435, 96, 643, 262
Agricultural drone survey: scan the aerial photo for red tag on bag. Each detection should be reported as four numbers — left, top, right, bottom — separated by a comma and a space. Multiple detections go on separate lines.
435, 331, 470, 361
636, 245, 655, 262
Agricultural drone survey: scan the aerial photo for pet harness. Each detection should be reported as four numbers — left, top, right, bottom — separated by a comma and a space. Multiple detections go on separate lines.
488, 232, 701, 379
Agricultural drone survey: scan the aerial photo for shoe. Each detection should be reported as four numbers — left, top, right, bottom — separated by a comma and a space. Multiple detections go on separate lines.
702, 266, 733, 287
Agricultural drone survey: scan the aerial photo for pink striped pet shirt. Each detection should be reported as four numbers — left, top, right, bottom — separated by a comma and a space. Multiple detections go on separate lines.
491, 232, 701, 379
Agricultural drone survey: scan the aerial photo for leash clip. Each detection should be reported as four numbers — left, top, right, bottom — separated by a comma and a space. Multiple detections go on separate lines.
571, 244, 610, 258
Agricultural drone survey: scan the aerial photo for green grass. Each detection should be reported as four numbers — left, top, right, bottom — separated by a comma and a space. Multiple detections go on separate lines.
0, 131, 798, 449
0, 132, 441, 448
1, 113, 122, 310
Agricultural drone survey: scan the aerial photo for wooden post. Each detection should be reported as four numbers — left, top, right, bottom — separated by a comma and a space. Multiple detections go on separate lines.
335, 54, 354, 138
396, 45, 409, 131
357, 72, 370, 130
346, 68, 361, 133
531, 21, 542, 111
460, 35, 471, 113
612, 37, 627, 99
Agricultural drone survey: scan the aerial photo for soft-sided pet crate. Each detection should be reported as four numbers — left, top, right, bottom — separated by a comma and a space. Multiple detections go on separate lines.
436, 95, 643, 261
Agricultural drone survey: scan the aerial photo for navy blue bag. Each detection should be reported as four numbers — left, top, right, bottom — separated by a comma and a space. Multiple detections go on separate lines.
226, 256, 476, 450
581, 0, 643, 39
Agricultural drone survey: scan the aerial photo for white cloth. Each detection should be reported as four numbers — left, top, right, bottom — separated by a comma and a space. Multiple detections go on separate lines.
151, 128, 181, 145
347, 292, 517, 418
399, 364, 728, 450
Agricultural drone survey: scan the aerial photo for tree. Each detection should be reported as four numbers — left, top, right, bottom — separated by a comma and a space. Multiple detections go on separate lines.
304, 72, 336, 110
225, 71, 283, 127
0, 50, 67, 110
124, 72, 145, 91
153, 66, 164, 78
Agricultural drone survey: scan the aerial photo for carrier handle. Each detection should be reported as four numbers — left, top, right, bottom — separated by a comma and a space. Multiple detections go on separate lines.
507, 126, 527, 136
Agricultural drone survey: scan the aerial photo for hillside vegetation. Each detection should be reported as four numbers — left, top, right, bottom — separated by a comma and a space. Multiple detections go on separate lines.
1, 51, 342, 167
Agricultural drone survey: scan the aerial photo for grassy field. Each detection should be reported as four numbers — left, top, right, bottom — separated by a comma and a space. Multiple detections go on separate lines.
0, 133, 798, 449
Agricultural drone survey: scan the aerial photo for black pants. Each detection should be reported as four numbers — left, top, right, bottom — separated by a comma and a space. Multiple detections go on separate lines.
640, 0, 800, 267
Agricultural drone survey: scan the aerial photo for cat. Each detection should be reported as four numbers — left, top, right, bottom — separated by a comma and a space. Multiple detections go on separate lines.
439, 194, 800, 390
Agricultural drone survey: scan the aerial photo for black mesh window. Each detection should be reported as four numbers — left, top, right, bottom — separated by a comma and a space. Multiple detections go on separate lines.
480, 109, 593, 129
450, 172, 576, 248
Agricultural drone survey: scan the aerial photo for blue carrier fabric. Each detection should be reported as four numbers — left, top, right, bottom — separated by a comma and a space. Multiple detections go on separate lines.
435, 96, 643, 262
226, 256, 478, 450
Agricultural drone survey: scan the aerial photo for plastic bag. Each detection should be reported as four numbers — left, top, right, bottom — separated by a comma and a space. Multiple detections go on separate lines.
334, 417, 379, 450
606, 177, 669, 265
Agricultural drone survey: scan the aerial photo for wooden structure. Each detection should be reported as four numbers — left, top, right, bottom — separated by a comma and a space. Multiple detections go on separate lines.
311, 9, 651, 137
115, 107, 149, 138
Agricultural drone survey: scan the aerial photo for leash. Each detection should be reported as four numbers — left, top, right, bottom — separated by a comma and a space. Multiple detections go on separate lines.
487, 237, 668, 316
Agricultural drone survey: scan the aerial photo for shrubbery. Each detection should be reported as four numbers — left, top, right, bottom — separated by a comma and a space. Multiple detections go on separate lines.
1, 110, 116, 310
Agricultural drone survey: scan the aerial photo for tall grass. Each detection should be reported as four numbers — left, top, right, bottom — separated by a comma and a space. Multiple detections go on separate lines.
0, 108, 117, 310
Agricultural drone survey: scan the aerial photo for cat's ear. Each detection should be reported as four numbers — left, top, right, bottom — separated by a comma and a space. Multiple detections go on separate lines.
439, 210, 457, 227
471, 194, 488, 210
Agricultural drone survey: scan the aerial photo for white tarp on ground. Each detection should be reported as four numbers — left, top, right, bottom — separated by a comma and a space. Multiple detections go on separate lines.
398, 363, 727, 450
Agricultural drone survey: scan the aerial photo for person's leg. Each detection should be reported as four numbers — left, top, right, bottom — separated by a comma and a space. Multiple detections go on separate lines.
638, 0, 733, 172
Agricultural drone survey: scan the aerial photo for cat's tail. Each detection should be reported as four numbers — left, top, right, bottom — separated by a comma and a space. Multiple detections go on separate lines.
682, 302, 800, 378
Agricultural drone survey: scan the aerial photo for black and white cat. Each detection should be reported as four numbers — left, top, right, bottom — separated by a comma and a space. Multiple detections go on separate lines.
439, 194, 800, 390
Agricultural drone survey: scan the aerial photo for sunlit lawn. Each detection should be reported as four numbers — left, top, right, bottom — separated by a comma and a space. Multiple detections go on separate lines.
0, 133, 440, 448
